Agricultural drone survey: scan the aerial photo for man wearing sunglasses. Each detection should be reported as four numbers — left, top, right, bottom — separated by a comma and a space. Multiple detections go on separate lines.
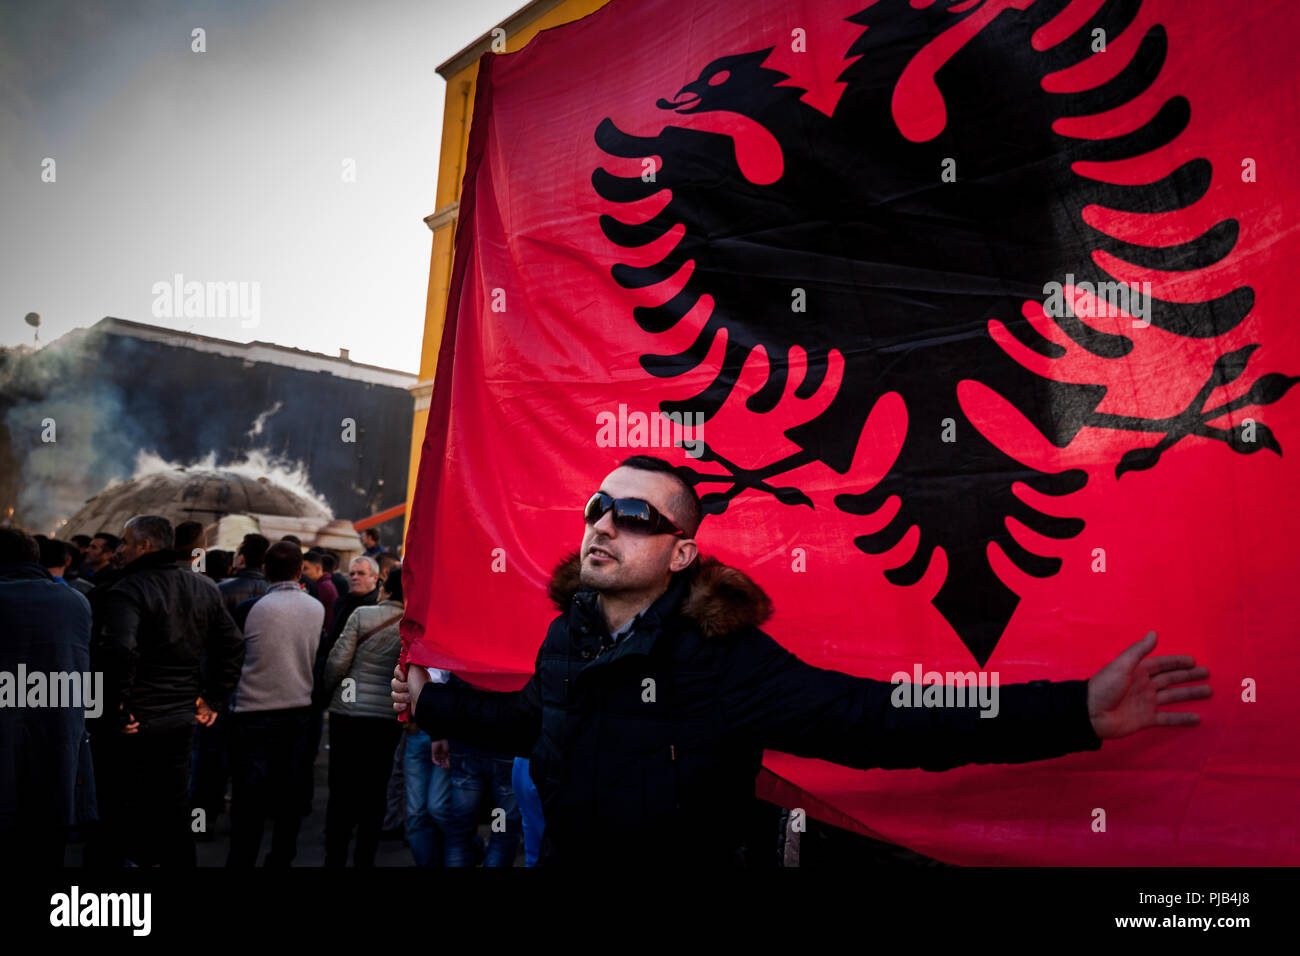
392, 454, 1209, 867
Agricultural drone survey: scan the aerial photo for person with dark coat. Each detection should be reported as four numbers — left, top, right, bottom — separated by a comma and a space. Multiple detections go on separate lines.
173, 521, 207, 571
195, 532, 255, 833
324, 555, 380, 659
80, 532, 119, 581
394, 455, 1213, 867
218, 533, 270, 614
301, 550, 338, 634
0, 529, 96, 866
204, 549, 234, 583
320, 552, 347, 605
87, 515, 245, 867
37, 536, 93, 596
360, 528, 386, 559
63, 536, 91, 584
70, 534, 92, 561
318, 556, 379, 712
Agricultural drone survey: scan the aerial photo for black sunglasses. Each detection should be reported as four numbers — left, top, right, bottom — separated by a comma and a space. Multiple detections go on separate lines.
584, 492, 686, 537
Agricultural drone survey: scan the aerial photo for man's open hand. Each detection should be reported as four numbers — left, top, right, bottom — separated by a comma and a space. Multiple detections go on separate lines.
1087, 631, 1211, 740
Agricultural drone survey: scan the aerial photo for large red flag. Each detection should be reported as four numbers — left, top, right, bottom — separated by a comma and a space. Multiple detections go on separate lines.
402, 0, 1300, 864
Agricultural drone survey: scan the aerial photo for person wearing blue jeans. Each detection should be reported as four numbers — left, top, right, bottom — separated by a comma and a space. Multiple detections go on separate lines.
403, 726, 452, 866
511, 757, 545, 867
443, 742, 521, 867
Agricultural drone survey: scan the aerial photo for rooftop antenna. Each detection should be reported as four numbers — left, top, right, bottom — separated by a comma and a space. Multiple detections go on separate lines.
24, 312, 40, 344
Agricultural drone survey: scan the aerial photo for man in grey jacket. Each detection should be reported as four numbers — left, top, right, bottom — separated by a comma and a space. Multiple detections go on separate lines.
227, 541, 322, 867
323, 567, 405, 867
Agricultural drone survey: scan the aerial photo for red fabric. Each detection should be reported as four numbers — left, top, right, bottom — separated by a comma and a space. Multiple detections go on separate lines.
402, 0, 1300, 864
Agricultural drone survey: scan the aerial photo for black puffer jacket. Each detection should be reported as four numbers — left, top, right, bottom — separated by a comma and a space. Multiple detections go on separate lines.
414, 553, 1104, 867
93, 550, 245, 729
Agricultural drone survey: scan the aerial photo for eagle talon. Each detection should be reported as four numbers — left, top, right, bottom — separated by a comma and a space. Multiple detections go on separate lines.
678, 442, 815, 515
1100, 353, 1297, 478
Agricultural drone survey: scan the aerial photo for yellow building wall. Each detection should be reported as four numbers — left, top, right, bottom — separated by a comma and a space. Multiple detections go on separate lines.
405, 0, 613, 540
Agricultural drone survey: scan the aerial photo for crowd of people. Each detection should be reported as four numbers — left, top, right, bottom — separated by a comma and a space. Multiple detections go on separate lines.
3, 455, 1209, 873
0, 518, 533, 867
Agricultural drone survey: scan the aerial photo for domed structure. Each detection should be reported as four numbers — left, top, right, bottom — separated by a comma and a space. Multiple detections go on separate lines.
64, 466, 362, 555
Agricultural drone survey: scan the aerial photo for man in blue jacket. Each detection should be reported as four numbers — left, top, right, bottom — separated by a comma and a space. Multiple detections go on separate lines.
0, 528, 95, 866
392, 455, 1212, 867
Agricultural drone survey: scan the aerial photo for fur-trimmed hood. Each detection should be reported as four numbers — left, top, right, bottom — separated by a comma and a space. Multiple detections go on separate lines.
546, 551, 772, 639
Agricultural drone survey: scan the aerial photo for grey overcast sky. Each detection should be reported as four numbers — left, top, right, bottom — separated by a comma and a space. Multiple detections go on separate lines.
0, 0, 530, 374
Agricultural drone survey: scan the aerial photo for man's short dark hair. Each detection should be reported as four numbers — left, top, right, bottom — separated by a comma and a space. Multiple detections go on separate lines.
59, 538, 84, 573
93, 532, 120, 551
264, 541, 304, 583
239, 533, 271, 570
381, 567, 403, 603
320, 552, 338, 573
302, 550, 324, 567
280, 534, 301, 546
205, 549, 233, 581
362, 528, 380, 544
71, 534, 92, 549
174, 521, 205, 555
0, 528, 40, 564
125, 515, 174, 552
617, 455, 702, 537
38, 536, 70, 569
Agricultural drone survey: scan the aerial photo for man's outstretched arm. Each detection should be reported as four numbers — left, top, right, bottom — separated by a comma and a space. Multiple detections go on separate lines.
393, 660, 541, 759
723, 629, 1210, 771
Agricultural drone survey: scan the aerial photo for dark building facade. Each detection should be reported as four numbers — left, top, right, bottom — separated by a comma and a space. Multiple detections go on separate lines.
0, 317, 415, 536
